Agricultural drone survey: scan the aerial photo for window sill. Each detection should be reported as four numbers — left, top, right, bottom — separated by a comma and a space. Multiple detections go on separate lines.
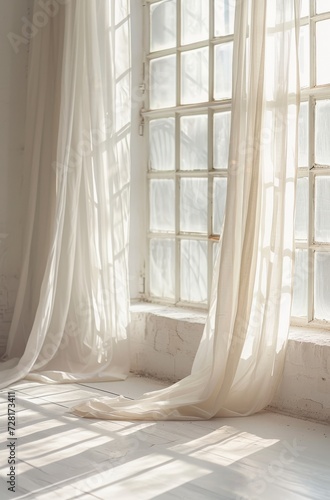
129, 300, 330, 423
130, 300, 330, 342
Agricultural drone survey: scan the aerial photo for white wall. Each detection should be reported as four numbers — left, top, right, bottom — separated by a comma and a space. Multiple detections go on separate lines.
0, 0, 32, 354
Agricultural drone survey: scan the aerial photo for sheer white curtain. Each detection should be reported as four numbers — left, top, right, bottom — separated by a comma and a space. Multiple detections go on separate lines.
72, 0, 301, 420
0, 0, 131, 387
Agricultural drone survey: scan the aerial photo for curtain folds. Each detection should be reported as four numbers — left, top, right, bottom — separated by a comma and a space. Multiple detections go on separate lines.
72, 0, 301, 420
0, 0, 131, 387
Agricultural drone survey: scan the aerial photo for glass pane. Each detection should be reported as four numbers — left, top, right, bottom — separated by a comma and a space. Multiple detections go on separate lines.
180, 240, 207, 303
284, 104, 297, 170
316, 20, 330, 86
180, 178, 208, 233
181, 0, 209, 45
299, 25, 309, 89
291, 249, 308, 318
181, 48, 209, 104
316, 0, 330, 14
180, 115, 208, 170
266, 1, 276, 27
149, 118, 175, 171
301, 0, 309, 17
150, 55, 176, 109
213, 177, 227, 235
150, 239, 175, 299
150, 0, 176, 52
295, 177, 308, 240
298, 102, 308, 167
286, 25, 309, 92
214, 42, 233, 100
314, 252, 330, 321
213, 241, 220, 267
150, 179, 175, 232
214, 111, 231, 169
315, 100, 330, 166
315, 176, 330, 243
214, 0, 235, 37
265, 34, 275, 99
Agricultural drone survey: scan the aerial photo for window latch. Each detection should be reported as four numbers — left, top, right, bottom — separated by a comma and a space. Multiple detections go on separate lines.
139, 108, 145, 136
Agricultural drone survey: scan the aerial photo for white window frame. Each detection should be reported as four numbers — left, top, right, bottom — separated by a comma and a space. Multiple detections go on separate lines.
292, 3, 330, 327
140, 0, 330, 327
141, 0, 232, 310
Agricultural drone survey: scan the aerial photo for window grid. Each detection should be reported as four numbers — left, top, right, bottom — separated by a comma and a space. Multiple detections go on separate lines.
143, 0, 330, 324
144, 0, 231, 309
292, 3, 330, 325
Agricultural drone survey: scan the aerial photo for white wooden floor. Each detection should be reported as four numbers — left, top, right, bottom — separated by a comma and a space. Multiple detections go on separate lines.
0, 375, 329, 500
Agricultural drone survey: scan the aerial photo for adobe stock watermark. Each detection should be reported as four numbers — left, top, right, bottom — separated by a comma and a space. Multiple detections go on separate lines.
7, 0, 71, 55
79, 421, 160, 491
25, 279, 130, 373
237, 438, 306, 500
51, 116, 113, 176
81, 434, 143, 491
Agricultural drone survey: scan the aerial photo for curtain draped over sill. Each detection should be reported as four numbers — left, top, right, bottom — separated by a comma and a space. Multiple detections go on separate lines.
0, 0, 131, 387
72, 0, 301, 420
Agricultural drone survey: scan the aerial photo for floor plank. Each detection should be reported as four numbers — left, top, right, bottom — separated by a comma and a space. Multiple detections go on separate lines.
0, 377, 329, 499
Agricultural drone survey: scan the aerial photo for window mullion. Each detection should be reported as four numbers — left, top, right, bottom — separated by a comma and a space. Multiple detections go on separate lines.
310, 1, 316, 88
207, 107, 213, 301
209, 0, 214, 103
308, 96, 315, 322
175, 110, 180, 304
175, 0, 181, 304
177, 0, 181, 107
144, 1, 149, 301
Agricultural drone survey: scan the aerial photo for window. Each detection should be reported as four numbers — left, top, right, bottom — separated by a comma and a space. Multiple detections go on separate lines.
291, 1, 330, 324
141, 0, 330, 324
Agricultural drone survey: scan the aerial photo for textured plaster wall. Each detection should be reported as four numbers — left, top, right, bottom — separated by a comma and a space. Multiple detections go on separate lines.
129, 304, 204, 381
269, 327, 330, 423
129, 303, 330, 423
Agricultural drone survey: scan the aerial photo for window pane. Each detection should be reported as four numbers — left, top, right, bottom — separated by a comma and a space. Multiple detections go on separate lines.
213, 177, 227, 235
214, 111, 231, 169
181, 48, 209, 104
291, 249, 308, 318
150, 55, 176, 109
214, 0, 235, 36
295, 177, 308, 240
315, 100, 330, 166
213, 241, 220, 267
214, 42, 233, 100
301, 0, 309, 17
150, 239, 175, 299
316, 20, 330, 86
150, 0, 176, 52
149, 118, 175, 171
180, 240, 207, 303
316, 0, 330, 14
286, 25, 309, 92
181, 0, 209, 45
314, 252, 330, 321
180, 115, 208, 170
298, 102, 308, 167
266, 1, 276, 27
265, 34, 275, 99
299, 25, 309, 89
315, 176, 330, 243
150, 180, 175, 232
180, 178, 208, 233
